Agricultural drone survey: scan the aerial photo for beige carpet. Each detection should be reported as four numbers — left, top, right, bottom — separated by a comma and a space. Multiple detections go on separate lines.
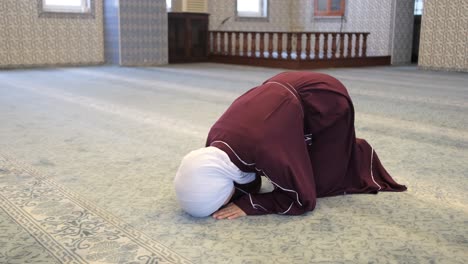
0, 63, 467, 263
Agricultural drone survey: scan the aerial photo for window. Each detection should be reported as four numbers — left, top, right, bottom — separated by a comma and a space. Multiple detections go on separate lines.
42, 0, 91, 13
314, 0, 345, 17
414, 0, 423, 15
236, 0, 268, 18
166, 0, 172, 11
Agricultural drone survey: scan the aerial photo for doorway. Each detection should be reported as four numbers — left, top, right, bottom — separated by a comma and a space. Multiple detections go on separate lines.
411, 0, 423, 63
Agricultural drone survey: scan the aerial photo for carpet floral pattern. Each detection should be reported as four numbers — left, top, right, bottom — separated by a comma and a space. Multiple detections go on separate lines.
0, 153, 191, 264
0, 64, 467, 263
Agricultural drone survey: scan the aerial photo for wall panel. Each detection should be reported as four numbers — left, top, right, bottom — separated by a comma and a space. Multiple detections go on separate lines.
0, 0, 104, 68
419, 0, 468, 72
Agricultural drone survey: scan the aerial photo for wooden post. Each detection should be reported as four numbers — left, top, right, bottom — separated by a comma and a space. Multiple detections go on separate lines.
323, 33, 329, 59
220, 32, 225, 55
208, 31, 212, 54
259, 32, 265, 58
347, 33, 353, 58
235, 32, 240, 56
268, 33, 274, 58
277, 33, 283, 59
363, 33, 369, 57
314, 33, 320, 60
355, 33, 361, 58
213, 32, 218, 55
331, 33, 337, 59
296, 33, 303, 60
251, 33, 257, 57
339, 33, 345, 58
286, 33, 292, 60
243, 32, 248, 56
227, 32, 232, 56
305, 33, 311, 60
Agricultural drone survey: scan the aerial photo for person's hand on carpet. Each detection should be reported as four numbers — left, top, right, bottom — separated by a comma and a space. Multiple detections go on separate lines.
212, 203, 246, 220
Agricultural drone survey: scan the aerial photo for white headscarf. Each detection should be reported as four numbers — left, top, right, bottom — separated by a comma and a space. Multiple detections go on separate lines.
174, 146, 256, 217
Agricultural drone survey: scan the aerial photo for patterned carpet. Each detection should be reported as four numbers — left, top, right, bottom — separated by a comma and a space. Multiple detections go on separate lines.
0, 64, 467, 263
0, 153, 191, 263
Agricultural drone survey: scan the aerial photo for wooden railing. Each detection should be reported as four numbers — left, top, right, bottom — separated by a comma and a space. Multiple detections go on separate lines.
209, 31, 370, 60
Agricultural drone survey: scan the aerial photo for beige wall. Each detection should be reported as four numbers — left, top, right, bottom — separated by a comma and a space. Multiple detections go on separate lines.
419, 0, 468, 72
0, 0, 104, 68
208, 0, 291, 31
292, 0, 395, 57
0, 0, 424, 68
207, 0, 415, 63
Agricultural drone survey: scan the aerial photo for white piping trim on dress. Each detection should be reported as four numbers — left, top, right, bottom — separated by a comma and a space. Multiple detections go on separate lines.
265, 81, 300, 101
264, 81, 304, 117
285, 82, 301, 106
278, 202, 294, 215
248, 194, 268, 211
260, 169, 303, 207
236, 187, 268, 212
284, 81, 295, 90
210, 140, 255, 166
370, 147, 382, 191
211, 140, 303, 213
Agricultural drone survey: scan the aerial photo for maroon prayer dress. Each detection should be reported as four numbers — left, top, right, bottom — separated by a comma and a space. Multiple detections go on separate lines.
206, 72, 407, 215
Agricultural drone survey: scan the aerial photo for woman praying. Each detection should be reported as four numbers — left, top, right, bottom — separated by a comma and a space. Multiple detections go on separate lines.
174, 71, 406, 219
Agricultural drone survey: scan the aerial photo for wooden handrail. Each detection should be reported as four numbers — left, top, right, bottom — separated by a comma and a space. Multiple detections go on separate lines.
209, 31, 370, 60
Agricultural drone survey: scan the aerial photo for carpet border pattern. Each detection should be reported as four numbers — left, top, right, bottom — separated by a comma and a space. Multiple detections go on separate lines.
0, 152, 192, 264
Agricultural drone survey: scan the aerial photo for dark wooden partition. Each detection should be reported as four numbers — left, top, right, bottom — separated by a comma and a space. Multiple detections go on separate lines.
208, 31, 390, 69
168, 12, 209, 63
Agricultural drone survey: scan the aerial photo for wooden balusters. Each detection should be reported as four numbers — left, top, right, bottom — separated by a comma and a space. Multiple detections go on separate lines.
209, 30, 372, 62
296, 33, 303, 60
